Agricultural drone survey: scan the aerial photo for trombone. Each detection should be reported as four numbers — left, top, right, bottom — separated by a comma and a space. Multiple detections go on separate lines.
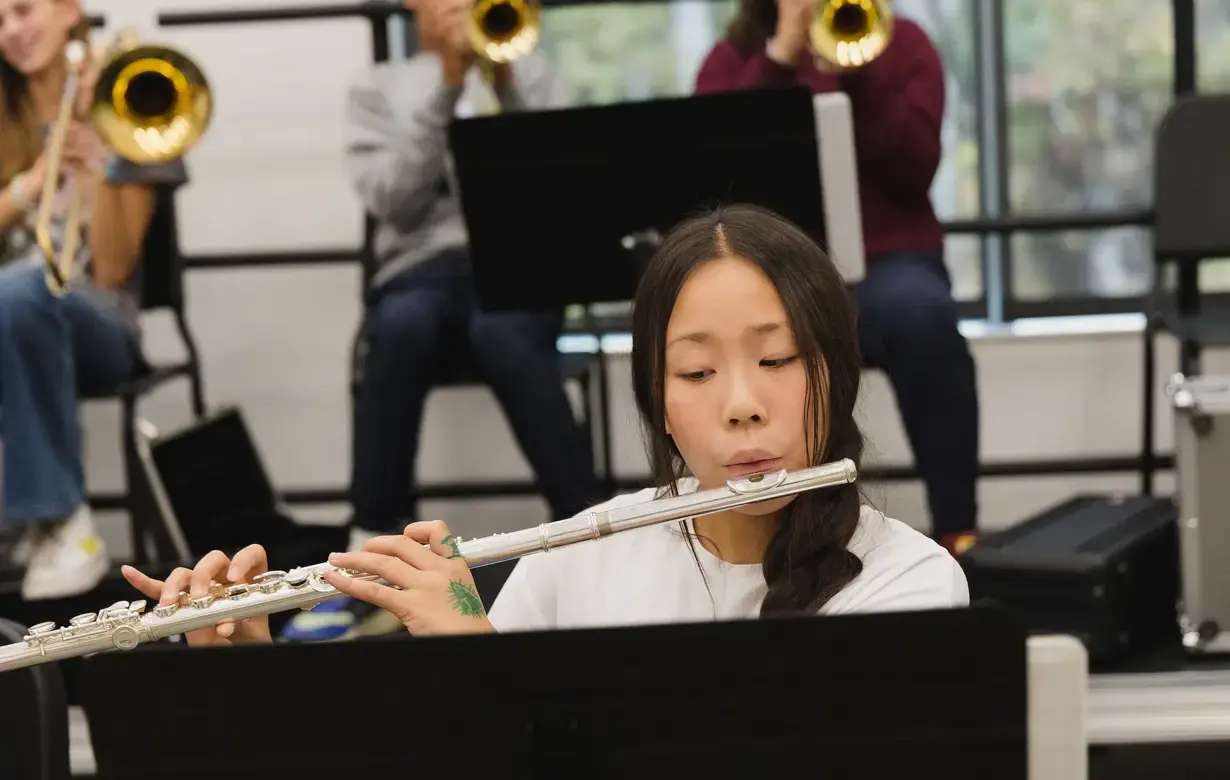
810, 0, 894, 70
465, 0, 541, 73
36, 30, 212, 295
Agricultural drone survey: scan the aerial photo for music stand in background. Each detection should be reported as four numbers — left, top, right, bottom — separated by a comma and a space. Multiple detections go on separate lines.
448, 88, 862, 485
80, 606, 1026, 779
448, 86, 864, 316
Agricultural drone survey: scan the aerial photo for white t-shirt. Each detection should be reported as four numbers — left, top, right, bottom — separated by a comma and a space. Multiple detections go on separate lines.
487, 484, 970, 633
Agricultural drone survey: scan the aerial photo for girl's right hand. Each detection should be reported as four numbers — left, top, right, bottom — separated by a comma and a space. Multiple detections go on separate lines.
121, 545, 275, 647
767, 0, 815, 65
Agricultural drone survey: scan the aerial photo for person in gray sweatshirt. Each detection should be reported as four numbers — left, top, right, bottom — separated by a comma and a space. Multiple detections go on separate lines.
280, 0, 603, 640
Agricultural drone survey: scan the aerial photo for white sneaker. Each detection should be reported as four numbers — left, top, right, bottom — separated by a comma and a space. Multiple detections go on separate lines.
21, 505, 110, 600
348, 526, 381, 554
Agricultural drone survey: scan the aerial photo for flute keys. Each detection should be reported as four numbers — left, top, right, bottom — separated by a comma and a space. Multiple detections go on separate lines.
252, 571, 287, 594
225, 583, 250, 599
28, 622, 56, 635
128, 600, 147, 615
189, 594, 215, 610
152, 603, 177, 618
110, 625, 140, 651
69, 613, 97, 627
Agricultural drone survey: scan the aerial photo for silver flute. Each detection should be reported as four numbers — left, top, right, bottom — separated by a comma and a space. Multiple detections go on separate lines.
0, 459, 856, 672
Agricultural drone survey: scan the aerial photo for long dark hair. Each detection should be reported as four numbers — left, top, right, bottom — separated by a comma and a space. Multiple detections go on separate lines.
725, 0, 779, 54
631, 203, 865, 615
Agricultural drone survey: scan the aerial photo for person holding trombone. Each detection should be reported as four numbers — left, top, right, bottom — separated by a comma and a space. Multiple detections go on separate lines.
695, 0, 982, 556
275, 0, 604, 641
0, 0, 187, 600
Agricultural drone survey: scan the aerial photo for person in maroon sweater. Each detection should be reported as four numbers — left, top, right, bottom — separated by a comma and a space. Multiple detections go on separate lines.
695, 0, 980, 553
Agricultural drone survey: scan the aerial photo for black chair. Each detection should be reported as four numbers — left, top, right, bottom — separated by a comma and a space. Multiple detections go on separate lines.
0, 618, 71, 780
83, 186, 206, 565
1141, 94, 1230, 494
350, 223, 605, 511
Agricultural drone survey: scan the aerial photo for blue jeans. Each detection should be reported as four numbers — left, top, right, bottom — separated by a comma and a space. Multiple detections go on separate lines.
350, 251, 602, 532
0, 263, 138, 524
855, 249, 980, 537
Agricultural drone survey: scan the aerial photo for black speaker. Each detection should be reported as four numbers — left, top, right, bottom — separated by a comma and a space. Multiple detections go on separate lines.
962, 494, 1180, 665
147, 407, 346, 577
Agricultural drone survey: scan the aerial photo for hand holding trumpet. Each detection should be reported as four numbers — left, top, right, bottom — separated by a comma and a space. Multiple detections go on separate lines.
768, 0, 893, 72
767, 0, 814, 66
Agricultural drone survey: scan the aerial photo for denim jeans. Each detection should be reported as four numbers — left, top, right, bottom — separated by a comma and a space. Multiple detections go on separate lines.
854, 249, 980, 537
350, 250, 603, 532
0, 263, 138, 524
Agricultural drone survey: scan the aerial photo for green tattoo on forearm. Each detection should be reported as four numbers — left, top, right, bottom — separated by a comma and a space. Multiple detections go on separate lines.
447, 580, 485, 618
440, 534, 463, 559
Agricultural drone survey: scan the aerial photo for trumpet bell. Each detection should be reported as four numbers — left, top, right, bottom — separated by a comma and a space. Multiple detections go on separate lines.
90, 42, 213, 165
810, 0, 893, 69
465, 0, 541, 65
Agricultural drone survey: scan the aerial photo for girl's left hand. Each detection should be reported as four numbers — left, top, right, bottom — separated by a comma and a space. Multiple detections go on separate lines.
323, 521, 496, 637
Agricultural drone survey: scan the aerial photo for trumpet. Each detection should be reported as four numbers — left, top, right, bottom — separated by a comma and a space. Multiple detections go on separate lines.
810, 0, 894, 70
465, 0, 541, 69
37, 30, 212, 294
0, 459, 857, 672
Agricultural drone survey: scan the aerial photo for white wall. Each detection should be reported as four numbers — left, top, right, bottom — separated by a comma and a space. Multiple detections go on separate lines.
78, 1, 1203, 558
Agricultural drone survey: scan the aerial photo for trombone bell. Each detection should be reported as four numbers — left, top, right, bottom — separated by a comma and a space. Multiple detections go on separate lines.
91, 41, 213, 165
465, 0, 541, 65
810, 0, 893, 70
36, 34, 211, 295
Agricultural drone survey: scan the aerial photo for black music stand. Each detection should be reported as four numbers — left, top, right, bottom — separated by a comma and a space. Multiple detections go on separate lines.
448, 87, 827, 313
80, 606, 1026, 779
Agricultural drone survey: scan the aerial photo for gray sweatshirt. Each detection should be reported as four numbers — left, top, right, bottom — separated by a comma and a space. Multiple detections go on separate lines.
343, 51, 572, 288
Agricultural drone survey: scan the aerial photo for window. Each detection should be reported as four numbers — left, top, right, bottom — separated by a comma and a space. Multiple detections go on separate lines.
538, 0, 737, 104
898, 0, 981, 299
1004, 0, 1171, 300
1194, 0, 1230, 294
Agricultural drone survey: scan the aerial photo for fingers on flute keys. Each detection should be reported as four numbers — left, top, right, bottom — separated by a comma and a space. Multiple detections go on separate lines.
121, 543, 270, 607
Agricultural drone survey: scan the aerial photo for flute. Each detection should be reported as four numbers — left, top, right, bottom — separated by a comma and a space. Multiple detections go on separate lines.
0, 459, 856, 672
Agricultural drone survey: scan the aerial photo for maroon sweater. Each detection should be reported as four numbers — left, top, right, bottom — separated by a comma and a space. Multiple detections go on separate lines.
695, 19, 946, 258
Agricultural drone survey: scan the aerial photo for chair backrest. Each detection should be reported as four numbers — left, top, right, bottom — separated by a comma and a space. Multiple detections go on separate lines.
0, 619, 71, 780
1154, 94, 1230, 258
137, 185, 186, 312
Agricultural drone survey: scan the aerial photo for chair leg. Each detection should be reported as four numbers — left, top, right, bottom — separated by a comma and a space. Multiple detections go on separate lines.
595, 352, 615, 497
576, 367, 600, 488
175, 309, 207, 418
577, 368, 591, 438
120, 395, 148, 566
121, 395, 190, 564
1141, 316, 1154, 496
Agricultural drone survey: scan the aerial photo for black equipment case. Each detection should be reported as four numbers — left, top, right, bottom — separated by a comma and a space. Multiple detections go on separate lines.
961, 494, 1180, 664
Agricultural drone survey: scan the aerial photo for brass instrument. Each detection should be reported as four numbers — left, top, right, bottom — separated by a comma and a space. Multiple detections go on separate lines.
465, 0, 541, 69
810, 0, 893, 70
0, 459, 858, 672
36, 30, 212, 294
